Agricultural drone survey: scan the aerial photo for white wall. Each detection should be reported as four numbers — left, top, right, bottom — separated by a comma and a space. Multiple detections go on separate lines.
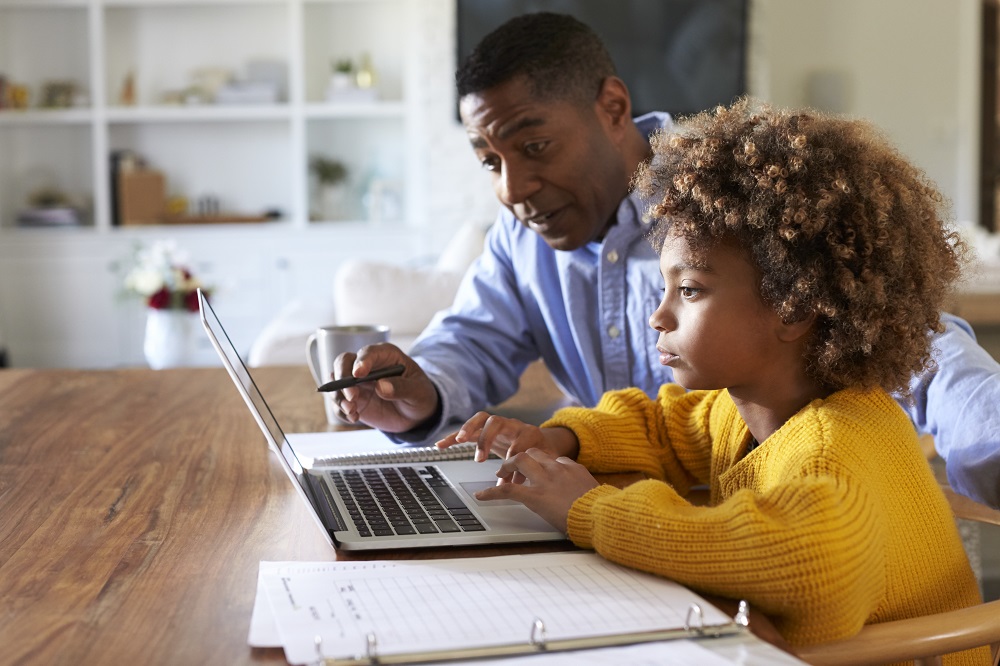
416, 0, 981, 229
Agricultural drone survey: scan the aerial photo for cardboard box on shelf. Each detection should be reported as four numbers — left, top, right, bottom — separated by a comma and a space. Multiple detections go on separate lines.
118, 170, 165, 225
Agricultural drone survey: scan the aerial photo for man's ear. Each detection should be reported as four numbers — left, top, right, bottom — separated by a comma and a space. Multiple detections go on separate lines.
595, 76, 632, 133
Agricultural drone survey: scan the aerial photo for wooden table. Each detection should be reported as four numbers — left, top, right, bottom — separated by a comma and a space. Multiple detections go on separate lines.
0, 365, 795, 665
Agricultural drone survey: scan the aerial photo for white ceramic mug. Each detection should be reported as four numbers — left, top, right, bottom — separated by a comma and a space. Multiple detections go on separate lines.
306, 324, 390, 424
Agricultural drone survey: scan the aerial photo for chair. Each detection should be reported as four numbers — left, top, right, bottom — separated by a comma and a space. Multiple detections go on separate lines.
794, 488, 1000, 666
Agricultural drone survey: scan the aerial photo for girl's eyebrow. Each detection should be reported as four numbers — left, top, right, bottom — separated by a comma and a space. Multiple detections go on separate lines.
666, 261, 715, 275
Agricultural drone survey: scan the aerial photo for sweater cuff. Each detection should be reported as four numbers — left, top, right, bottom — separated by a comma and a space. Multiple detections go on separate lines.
566, 484, 620, 549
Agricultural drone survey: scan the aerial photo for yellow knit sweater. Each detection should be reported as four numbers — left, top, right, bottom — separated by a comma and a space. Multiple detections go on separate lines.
547, 385, 986, 664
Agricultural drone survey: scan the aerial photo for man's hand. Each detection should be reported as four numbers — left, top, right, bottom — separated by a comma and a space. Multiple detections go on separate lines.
475, 448, 598, 532
332, 343, 439, 433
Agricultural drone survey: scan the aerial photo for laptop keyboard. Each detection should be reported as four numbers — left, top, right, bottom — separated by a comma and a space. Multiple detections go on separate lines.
329, 465, 485, 538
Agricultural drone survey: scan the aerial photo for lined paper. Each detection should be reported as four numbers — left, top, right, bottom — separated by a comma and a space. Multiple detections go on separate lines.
258, 551, 732, 664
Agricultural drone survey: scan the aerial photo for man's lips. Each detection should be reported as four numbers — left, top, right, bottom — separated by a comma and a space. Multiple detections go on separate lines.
523, 206, 566, 230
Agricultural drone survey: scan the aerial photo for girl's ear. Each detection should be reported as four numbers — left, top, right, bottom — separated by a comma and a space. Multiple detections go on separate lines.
776, 311, 817, 343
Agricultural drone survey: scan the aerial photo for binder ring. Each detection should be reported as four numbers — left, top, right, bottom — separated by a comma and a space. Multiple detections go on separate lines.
684, 603, 704, 632
313, 634, 324, 666
735, 600, 750, 627
529, 617, 548, 650
366, 632, 379, 662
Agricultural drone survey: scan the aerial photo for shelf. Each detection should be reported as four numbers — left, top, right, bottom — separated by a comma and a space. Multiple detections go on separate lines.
105, 105, 293, 123
304, 101, 405, 119
0, 1, 87, 7
0, 109, 92, 125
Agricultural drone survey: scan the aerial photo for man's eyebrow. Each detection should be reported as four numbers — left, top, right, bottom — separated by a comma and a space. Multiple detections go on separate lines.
497, 115, 546, 140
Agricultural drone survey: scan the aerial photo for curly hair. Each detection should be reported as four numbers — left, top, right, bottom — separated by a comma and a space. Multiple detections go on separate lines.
634, 98, 965, 395
456, 12, 616, 106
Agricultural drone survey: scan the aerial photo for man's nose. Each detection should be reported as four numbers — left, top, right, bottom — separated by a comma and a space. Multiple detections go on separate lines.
497, 163, 541, 206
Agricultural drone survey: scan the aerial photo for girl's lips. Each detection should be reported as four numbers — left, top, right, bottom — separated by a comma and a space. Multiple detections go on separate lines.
659, 352, 678, 366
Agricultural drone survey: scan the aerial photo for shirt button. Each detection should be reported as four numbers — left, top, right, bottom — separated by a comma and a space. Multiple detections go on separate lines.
641, 213, 652, 225
606, 250, 619, 264
607, 325, 621, 339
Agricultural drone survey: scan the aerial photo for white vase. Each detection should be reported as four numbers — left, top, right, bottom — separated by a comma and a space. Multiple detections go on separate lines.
144, 309, 198, 369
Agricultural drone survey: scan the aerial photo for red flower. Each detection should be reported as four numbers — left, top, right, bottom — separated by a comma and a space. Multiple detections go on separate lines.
183, 290, 201, 312
147, 287, 172, 310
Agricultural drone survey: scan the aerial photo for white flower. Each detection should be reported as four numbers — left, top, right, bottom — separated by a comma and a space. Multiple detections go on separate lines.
124, 266, 165, 296
122, 240, 210, 311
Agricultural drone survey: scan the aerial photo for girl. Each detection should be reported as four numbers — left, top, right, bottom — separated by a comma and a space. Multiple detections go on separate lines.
438, 99, 986, 662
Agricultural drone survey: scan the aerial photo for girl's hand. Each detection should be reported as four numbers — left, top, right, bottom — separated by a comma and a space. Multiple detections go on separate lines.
474, 448, 598, 532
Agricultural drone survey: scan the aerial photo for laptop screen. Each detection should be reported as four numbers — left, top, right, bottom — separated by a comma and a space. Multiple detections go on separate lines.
197, 289, 308, 482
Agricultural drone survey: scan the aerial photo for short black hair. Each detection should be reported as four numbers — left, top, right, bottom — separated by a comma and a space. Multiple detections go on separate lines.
456, 12, 617, 105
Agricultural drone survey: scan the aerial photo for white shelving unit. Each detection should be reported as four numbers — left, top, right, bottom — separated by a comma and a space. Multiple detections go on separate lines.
0, 0, 433, 369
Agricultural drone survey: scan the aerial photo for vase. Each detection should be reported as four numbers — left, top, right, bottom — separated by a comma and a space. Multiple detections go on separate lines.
318, 183, 348, 220
144, 308, 198, 369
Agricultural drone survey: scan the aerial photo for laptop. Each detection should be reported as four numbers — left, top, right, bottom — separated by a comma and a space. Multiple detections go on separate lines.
197, 290, 566, 551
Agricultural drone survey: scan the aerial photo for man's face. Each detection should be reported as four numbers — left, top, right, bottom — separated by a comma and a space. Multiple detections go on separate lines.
459, 76, 631, 251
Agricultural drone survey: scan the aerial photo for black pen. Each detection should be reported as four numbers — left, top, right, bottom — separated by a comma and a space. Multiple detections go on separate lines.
316, 364, 406, 392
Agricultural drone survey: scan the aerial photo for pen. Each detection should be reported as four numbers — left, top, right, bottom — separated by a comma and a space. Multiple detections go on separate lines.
316, 364, 406, 392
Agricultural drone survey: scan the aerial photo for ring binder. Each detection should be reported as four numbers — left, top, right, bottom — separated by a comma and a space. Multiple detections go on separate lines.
314, 605, 751, 665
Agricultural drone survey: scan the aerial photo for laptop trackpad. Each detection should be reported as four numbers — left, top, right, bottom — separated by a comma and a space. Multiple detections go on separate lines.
460, 481, 520, 506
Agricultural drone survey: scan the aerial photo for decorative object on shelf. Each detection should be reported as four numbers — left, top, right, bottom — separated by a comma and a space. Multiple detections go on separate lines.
325, 56, 378, 103
119, 71, 136, 106
310, 155, 349, 220
39, 80, 80, 109
355, 52, 376, 89
16, 187, 85, 227
122, 240, 211, 369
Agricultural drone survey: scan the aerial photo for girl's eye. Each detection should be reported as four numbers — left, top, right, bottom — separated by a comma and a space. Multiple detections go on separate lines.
679, 286, 701, 299
480, 156, 500, 172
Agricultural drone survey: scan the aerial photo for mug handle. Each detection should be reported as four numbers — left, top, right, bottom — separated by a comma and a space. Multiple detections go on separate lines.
305, 332, 323, 387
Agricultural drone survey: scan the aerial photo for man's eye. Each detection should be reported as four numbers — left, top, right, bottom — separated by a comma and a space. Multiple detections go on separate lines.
480, 156, 500, 172
679, 286, 701, 299
524, 141, 548, 157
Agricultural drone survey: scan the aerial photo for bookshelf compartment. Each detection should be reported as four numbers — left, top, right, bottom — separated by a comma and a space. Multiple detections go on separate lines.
109, 120, 294, 226
306, 117, 406, 224
0, 124, 94, 229
0, 4, 91, 112
302, 0, 408, 104
103, 2, 290, 108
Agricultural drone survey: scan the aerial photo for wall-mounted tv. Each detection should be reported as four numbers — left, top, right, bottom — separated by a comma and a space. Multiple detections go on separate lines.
456, 0, 748, 118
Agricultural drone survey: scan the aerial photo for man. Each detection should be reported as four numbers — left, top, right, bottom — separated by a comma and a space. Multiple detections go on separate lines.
333, 12, 1000, 508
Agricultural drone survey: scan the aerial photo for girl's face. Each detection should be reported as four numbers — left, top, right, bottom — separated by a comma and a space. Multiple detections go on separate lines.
649, 231, 789, 393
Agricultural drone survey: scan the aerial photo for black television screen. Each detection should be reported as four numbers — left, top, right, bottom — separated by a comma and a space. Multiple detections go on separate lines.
456, 0, 748, 118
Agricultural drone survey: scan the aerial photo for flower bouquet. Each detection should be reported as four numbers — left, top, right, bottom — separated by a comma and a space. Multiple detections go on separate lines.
123, 240, 209, 311
122, 240, 211, 369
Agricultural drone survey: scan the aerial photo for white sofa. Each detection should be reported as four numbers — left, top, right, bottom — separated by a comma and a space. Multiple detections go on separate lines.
248, 222, 489, 367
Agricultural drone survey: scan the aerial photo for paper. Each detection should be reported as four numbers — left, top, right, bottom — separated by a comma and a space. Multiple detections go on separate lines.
248, 560, 399, 647
257, 551, 732, 665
